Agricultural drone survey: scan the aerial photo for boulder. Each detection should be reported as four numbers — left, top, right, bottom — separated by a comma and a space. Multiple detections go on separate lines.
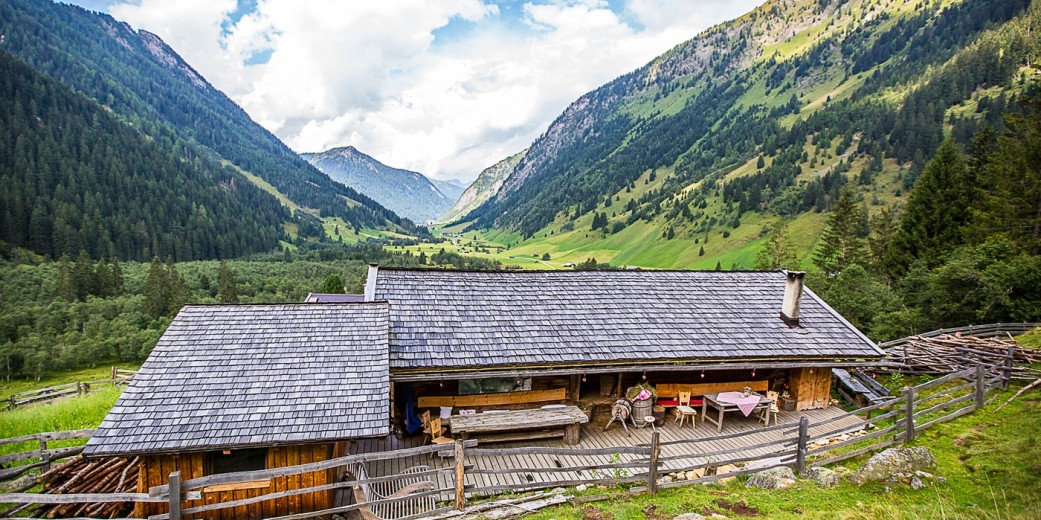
673, 514, 706, 520
802, 467, 840, 487
910, 475, 926, 490
745, 466, 796, 489
850, 447, 937, 485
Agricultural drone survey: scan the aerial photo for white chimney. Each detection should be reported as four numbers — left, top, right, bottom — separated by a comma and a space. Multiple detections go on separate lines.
364, 263, 379, 301
781, 270, 805, 327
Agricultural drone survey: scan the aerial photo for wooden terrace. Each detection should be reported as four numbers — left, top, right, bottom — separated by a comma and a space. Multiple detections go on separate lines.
345, 406, 860, 504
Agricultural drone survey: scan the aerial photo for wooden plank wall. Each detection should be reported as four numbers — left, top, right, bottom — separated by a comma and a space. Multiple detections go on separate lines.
136, 445, 332, 520
789, 367, 832, 410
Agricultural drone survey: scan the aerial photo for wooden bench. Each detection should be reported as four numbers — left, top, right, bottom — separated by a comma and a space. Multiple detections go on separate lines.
656, 380, 769, 409
417, 387, 566, 408
447, 406, 589, 444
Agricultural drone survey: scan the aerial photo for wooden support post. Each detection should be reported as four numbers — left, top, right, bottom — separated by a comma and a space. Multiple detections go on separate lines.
111, 366, 118, 386
568, 374, 581, 404
454, 440, 466, 510
647, 431, 660, 494
168, 471, 182, 520
903, 386, 915, 443
616, 372, 624, 398
795, 417, 809, 475
39, 438, 50, 474
1003, 345, 1014, 391
975, 364, 986, 410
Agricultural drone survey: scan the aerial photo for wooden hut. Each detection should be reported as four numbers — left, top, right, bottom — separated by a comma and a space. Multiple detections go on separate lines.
82, 303, 391, 520
364, 267, 884, 426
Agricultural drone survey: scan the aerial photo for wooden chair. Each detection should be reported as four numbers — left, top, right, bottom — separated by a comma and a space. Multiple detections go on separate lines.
420, 410, 432, 443
759, 390, 780, 426
428, 416, 454, 459
675, 391, 698, 430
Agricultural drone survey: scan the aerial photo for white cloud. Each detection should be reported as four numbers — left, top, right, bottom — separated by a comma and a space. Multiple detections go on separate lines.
104, 0, 764, 181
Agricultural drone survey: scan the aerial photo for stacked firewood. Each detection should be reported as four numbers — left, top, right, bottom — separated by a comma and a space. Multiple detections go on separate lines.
19, 456, 139, 519
882, 333, 1041, 379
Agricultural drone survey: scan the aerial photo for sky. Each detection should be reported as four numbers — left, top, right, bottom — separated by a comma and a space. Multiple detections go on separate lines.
67, 0, 765, 182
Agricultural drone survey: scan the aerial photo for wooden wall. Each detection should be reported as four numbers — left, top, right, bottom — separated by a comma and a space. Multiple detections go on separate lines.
789, 367, 832, 410
135, 444, 335, 520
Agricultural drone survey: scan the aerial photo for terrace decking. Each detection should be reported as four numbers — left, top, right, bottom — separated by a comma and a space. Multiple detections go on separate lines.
346, 406, 860, 504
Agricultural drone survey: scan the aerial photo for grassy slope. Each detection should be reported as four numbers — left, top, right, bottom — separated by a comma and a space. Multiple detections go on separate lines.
0, 363, 139, 402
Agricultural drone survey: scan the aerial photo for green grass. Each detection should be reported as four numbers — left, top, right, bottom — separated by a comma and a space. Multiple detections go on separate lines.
521, 384, 1041, 519
0, 363, 139, 402
0, 386, 122, 458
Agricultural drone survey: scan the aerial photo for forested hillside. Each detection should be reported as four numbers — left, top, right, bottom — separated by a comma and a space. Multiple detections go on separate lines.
0, 49, 286, 261
0, 0, 421, 261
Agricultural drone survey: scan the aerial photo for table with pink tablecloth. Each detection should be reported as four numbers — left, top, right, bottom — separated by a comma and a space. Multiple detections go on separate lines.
701, 392, 773, 432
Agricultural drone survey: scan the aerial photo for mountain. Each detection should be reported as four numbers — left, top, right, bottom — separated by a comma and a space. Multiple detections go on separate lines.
0, 48, 286, 261
440, 150, 526, 224
0, 0, 420, 259
430, 179, 469, 205
462, 0, 1039, 268
302, 146, 454, 223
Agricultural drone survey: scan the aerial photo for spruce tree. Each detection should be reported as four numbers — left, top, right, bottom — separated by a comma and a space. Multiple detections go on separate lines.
755, 220, 798, 270
143, 257, 169, 319
885, 138, 976, 276
320, 274, 345, 294
167, 257, 190, 315
218, 260, 239, 303
110, 259, 124, 295
55, 254, 75, 303
813, 185, 867, 276
72, 250, 95, 301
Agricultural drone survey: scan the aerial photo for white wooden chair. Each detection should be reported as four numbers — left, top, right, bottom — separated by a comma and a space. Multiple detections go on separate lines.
349, 463, 435, 520
428, 416, 454, 459
758, 390, 780, 426
675, 391, 698, 430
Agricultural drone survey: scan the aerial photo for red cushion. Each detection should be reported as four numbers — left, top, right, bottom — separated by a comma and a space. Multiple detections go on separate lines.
657, 399, 679, 407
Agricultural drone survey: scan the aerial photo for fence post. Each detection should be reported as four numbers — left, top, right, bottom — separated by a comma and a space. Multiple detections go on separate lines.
795, 417, 809, 474
168, 471, 182, 520
39, 438, 51, 474
647, 431, 660, 494
453, 440, 466, 510
111, 366, 118, 386
975, 364, 986, 409
903, 386, 915, 443
8, 395, 14, 411
1003, 345, 1014, 391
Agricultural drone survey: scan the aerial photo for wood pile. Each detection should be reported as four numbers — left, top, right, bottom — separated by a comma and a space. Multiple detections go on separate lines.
882, 333, 1041, 379
6, 456, 139, 519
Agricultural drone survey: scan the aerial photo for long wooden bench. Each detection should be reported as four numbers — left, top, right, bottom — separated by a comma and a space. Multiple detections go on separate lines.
656, 380, 769, 408
447, 406, 589, 445
417, 387, 566, 408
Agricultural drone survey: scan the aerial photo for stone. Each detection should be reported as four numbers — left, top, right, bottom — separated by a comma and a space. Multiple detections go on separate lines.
936, 476, 948, 484
745, 466, 797, 489
673, 514, 706, 520
686, 470, 700, 481
576, 484, 588, 491
658, 476, 673, 484
910, 476, 926, 490
850, 448, 937, 485
915, 470, 935, 480
550, 487, 566, 495
802, 467, 840, 487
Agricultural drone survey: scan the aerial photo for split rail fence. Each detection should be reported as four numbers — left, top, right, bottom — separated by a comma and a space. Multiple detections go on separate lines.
0, 364, 1011, 519
5, 367, 136, 411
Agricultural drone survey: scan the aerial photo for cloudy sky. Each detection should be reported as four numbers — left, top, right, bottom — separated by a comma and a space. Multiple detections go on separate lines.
68, 0, 764, 181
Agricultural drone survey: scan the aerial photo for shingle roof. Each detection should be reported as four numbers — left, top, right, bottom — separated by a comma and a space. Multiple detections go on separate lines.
304, 293, 366, 303
373, 269, 882, 371
83, 303, 390, 457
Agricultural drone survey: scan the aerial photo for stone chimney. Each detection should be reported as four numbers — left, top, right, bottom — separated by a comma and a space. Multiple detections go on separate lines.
364, 263, 379, 301
781, 270, 806, 327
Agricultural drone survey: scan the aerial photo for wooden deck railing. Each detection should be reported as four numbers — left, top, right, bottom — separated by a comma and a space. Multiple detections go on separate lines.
0, 364, 1010, 519
5, 367, 136, 411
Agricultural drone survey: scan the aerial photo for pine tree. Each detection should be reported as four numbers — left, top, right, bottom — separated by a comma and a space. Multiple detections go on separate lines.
218, 260, 239, 303
714, 261, 722, 271
698, 246, 705, 256
867, 206, 897, 276
885, 138, 976, 276
418, 251, 427, 264
755, 220, 798, 270
110, 259, 124, 295
71, 250, 95, 300
814, 185, 867, 276
55, 254, 75, 303
167, 257, 190, 315
94, 259, 112, 297
143, 257, 169, 319
320, 274, 345, 294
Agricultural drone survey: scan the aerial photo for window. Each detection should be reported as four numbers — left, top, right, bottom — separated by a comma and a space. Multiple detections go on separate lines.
459, 377, 531, 395
210, 448, 267, 474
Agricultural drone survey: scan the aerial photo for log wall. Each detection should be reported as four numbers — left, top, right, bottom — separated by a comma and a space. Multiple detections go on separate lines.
789, 367, 832, 411
135, 444, 334, 520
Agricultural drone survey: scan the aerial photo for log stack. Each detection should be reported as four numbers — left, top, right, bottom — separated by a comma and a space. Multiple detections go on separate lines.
6, 455, 139, 519
882, 333, 1041, 379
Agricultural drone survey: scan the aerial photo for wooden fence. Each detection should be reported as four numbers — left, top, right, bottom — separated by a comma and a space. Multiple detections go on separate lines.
5, 367, 136, 411
0, 365, 1009, 520
878, 322, 1041, 349
0, 429, 95, 492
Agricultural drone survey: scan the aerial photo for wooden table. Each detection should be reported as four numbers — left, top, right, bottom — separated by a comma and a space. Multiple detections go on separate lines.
700, 392, 773, 432
447, 406, 589, 444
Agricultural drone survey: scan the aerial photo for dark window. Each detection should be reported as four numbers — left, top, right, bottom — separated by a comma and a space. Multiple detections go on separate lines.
210, 448, 267, 474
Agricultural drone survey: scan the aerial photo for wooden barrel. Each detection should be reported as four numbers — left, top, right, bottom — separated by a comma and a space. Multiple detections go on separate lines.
632, 398, 652, 420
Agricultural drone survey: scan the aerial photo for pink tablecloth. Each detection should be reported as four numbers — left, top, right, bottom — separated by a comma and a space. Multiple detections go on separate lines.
716, 391, 763, 416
